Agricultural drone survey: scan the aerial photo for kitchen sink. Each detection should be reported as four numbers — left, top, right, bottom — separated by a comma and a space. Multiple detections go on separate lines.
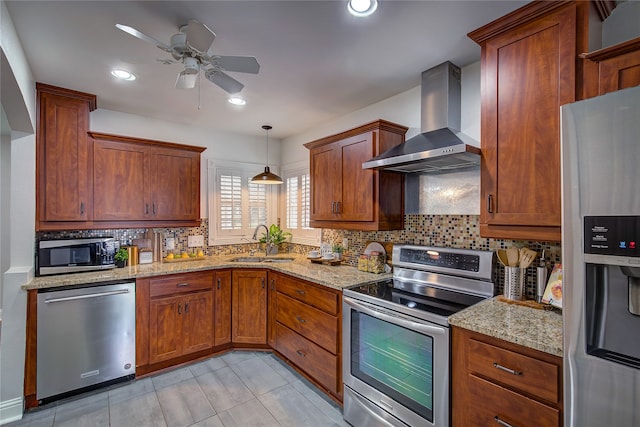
228, 256, 295, 263
229, 256, 265, 262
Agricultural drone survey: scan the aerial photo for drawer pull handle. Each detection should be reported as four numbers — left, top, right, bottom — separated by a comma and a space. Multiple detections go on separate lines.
178, 303, 182, 314
494, 416, 514, 427
493, 363, 522, 376
270, 279, 275, 290
487, 194, 494, 213
176, 283, 190, 287
217, 278, 221, 289
295, 316, 306, 323
295, 289, 305, 295
296, 350, 306, 357
184, 303, 189, 313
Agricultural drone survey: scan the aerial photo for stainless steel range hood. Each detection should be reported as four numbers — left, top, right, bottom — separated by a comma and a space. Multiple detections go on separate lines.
363, 61, 480, 173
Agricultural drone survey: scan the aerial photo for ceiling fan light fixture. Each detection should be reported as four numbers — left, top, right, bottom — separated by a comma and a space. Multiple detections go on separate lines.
348, 0, 378, 17
228, 96, 246, 106
111, 69, 136, 81
252, 125, 282, 185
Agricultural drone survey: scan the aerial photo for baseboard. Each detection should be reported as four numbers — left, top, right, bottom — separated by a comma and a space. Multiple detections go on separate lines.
0, 396, 23, 425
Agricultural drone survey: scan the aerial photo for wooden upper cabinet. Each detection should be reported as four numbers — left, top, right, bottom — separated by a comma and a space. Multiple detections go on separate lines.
304, 120, 407, 231
581, 37, 640, 97
89, 132, 204, 227
36, 83, 96, 230
468, 1, 612, 242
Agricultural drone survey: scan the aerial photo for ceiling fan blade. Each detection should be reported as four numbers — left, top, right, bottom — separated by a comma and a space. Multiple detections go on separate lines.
205, 69, 244, 94
116, 24, 171, 52
185, 19, 216, 55
215, 56, 260, 74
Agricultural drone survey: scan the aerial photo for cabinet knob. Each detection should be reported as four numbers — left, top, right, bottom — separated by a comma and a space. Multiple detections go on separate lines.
296, 350, 306, 358
295, 289, 305, 296
295, 316, 306, 324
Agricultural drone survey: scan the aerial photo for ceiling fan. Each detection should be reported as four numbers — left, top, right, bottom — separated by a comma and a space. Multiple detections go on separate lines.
116, 20, 260, 94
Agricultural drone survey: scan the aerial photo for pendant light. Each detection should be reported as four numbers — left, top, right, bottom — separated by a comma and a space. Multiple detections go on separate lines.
251, 125, 282, 184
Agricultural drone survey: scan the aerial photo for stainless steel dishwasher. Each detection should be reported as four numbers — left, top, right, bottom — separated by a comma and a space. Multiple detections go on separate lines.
37, 281, 136, 402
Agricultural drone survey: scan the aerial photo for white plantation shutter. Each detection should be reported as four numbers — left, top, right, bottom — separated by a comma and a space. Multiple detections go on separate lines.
219, 174, 242, 230
301, 173, 311, 229
286, 176, 299, 229
248, 180, 267, 228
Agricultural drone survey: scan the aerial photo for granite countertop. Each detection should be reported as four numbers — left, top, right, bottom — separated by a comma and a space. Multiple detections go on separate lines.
449, 297, 563, 357
23, 254, 391, 291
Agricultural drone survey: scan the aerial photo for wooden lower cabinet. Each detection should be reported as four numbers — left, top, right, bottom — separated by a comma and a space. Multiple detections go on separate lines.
269, 271, 342, 400
232, 269, 268, 344
214, 270, 232, 346
147, 273, 213, 364
452, 326, 563, 427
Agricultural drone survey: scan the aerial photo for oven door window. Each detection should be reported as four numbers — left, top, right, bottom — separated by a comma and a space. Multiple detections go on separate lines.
350, 310, 434, 422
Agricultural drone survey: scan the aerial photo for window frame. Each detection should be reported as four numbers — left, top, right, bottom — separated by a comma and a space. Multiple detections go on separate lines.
208, 159, 278, 246
280, 160, 321, 246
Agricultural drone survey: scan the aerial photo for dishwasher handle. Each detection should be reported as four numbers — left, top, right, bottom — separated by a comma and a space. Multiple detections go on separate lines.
44, 288, 130, 304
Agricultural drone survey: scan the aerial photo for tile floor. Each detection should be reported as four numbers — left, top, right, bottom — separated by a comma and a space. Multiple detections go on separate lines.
9, 351, 350, 427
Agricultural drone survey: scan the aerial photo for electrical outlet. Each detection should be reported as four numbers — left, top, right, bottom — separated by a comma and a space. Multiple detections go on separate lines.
188, 235, 204, 247
165, 237, 175, 250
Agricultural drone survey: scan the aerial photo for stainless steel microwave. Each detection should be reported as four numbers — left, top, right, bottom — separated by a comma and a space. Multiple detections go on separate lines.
36, 237, 116, 276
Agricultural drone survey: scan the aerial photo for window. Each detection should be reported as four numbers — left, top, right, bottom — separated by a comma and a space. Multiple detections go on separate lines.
208, 160, 277, 245
281, 162, 320, 245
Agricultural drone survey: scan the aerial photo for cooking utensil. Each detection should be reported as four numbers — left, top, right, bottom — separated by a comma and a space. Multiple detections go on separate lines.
507, 247, 519, 267
496, 249, 509, 266
519, 248, 537, 268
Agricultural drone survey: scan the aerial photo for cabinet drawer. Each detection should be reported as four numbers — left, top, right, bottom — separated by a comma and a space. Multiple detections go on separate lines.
150, 272, 213, 297
276, 292, 338, 353
275, 323, 338, 394
276, 275, 339, 315
466, 375, 560, 427
468, 338, 559, 403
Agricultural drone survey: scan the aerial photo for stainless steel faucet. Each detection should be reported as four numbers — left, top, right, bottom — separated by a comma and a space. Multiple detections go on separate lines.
252, 224, 273, 256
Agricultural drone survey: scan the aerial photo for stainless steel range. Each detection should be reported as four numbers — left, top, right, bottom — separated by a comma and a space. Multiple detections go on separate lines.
343, 244, 495, 427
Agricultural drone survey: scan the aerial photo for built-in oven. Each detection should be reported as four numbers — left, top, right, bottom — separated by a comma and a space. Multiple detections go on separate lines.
343, 245, 495, 427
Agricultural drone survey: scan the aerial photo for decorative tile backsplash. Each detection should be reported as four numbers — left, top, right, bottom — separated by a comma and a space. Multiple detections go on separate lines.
37, 214, 561, 299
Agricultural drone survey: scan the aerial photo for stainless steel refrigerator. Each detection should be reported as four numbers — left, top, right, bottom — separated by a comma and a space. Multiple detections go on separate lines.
561, 85, 640, 427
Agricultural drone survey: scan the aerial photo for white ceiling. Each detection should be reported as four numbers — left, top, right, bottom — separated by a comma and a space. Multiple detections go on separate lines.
5, 0, 527, 139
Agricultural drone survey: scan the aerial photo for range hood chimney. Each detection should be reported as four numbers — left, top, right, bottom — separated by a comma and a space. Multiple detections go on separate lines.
362, 61, 480, 173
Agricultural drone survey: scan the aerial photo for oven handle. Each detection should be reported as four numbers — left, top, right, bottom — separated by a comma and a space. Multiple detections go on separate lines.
343, 296, 447, 336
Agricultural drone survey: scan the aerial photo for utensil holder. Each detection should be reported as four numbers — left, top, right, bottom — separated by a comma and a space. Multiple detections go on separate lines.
504, 266, 526, 301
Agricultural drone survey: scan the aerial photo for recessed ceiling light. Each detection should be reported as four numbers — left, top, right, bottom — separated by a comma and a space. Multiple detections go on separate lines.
228, 96, 246, 106
348, 0, 378, 17
111, 69, 136, 81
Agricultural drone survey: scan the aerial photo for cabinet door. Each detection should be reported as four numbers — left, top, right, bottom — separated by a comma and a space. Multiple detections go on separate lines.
597, 48, 640, 95
182, 291, 213, 355
478, 5, 576, 241
338, 133, 375, 221
214, 270, 232, 346
150, 147, 200, 221
38, 91, 91, 222
149, 295, 182, 364
93, 139, 150, 221
309, 144, 340, 220
232, 270, 267, 344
